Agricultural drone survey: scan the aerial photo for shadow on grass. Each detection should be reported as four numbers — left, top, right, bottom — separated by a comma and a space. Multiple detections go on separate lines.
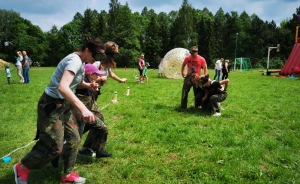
0, 164, 60, 184
0, 155, 103, 184
154, 103, 211, 117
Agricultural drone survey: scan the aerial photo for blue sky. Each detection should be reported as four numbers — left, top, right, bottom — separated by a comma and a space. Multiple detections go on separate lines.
2, 0, 299, 32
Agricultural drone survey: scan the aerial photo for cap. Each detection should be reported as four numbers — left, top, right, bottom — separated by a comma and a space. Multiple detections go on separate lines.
146, 62, 150, 67
85, 63, 104, 75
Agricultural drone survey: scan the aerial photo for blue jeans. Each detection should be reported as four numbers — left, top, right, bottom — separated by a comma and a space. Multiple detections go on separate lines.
23, 68, 30, 83
213, 69, 221, 81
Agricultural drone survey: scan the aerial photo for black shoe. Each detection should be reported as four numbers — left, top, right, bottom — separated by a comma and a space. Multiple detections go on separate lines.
96, 149, 112, 158
51, 156, 60, 168
78, 149, 96, 157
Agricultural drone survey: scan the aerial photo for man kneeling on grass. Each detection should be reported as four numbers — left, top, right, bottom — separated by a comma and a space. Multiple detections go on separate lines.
191, 74, 229, 116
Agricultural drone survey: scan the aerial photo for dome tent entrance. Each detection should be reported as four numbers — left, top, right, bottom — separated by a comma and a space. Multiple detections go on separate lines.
234, 57, 252, 72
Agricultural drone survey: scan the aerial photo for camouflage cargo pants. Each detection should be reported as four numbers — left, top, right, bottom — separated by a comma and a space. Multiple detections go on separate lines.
181, 76, 205, 109
73, 94, 108, 152
202, 93, 228, 112
21, 92, 80, 174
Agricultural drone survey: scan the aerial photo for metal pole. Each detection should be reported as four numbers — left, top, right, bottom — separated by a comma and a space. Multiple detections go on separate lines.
267, 47, 277, 71
267, 47, 270, 71
234, 33, 238, 71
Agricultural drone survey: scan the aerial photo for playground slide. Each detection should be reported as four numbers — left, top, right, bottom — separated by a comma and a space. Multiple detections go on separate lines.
280, 43, 300, 75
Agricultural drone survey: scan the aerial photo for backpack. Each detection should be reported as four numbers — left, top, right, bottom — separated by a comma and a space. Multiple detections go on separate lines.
28, 57, 33, 67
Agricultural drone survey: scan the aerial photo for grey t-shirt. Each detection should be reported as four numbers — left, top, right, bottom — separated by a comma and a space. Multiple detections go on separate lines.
45, 53, 84, 99
22, 56, 30, 69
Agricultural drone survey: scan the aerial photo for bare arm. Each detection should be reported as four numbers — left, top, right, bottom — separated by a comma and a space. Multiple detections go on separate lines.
96, 75, 108, 86
58, 70, 95, 122
109, 71, 127, 83
181, 63, 187, 78
219, 79, 229, 91
203, 63, 208, 75
76, 78, 99, 92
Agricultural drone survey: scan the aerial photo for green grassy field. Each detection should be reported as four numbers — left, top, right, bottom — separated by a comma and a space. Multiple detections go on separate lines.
0, 67, 300, 183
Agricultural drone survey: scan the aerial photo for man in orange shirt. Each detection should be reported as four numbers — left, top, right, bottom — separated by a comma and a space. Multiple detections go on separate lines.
180, 46, 208, 112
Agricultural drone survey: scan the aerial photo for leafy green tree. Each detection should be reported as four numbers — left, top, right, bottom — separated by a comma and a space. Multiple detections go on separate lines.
144, 12, 161, 67
248, 14, 266, 66
213, 8, 226, 58
107, 1, 141, 67
73, 12, 83, 21
170, 0, 198, 48
222, 11, 240, 61
236, 11, 251, 58
0, 9, 21, 59
82, 8, 98, 36
157, 12, 172, 57
197, 8, 214, 66
44, 25, 62, 66
95, 10, 108, 40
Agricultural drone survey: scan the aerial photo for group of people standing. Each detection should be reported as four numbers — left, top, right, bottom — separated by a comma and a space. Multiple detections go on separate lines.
15, 51, 30, 84
13, 38, 127, 184
4, 51, 30, 85
213, 57, 230, 81
179, 46, 230, 116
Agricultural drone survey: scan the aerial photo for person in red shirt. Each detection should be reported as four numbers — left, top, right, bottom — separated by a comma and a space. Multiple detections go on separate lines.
180, 46, 208, 112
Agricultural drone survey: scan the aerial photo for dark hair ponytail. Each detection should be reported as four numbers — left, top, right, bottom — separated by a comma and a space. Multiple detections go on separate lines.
80, 35, 104, 53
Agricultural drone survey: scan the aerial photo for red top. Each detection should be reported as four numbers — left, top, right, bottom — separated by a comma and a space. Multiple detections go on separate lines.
183, 55, 206, 76
139, 58, 145, 68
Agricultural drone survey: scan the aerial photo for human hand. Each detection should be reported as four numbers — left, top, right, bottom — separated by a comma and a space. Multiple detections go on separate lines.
88, 81, 99, 92
82, 110, 95, 122
119, 78, 127, 83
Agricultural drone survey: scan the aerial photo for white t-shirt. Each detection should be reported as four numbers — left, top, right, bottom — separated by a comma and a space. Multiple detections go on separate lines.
45, 53, 84, 99
93, 61, 111, 77
15, 56, 23, 66
215, 60, 222, 70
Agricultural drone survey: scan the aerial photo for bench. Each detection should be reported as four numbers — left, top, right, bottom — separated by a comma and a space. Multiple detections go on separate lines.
266, 69, 281, 76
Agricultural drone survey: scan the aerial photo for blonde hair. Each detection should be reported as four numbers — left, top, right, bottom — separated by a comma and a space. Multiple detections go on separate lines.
16, 51, 22, 56
225, 59, 229, 62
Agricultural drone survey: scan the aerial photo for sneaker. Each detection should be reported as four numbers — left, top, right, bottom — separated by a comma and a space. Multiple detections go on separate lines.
78, 149, 96, 157
60, 173, 86, 184
96, 149, 112, 158
13, 163, 29, 184
213, 112, 221, 116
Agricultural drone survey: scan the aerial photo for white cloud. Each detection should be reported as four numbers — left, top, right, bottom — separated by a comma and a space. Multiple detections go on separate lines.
0, 0, 297, 31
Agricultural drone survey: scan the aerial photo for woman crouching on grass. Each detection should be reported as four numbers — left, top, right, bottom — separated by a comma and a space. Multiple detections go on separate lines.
191, 74, 229, 116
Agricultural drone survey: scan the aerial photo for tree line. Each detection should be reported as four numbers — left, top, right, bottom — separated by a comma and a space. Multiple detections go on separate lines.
0, 0, 299, 69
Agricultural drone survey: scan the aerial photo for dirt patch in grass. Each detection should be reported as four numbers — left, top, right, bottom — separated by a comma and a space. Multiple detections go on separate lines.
0, 59, 10, 67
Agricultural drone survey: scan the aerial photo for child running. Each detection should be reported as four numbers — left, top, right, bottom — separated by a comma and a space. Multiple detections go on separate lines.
137, 62, 150, 85
5, 64, 11, 85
